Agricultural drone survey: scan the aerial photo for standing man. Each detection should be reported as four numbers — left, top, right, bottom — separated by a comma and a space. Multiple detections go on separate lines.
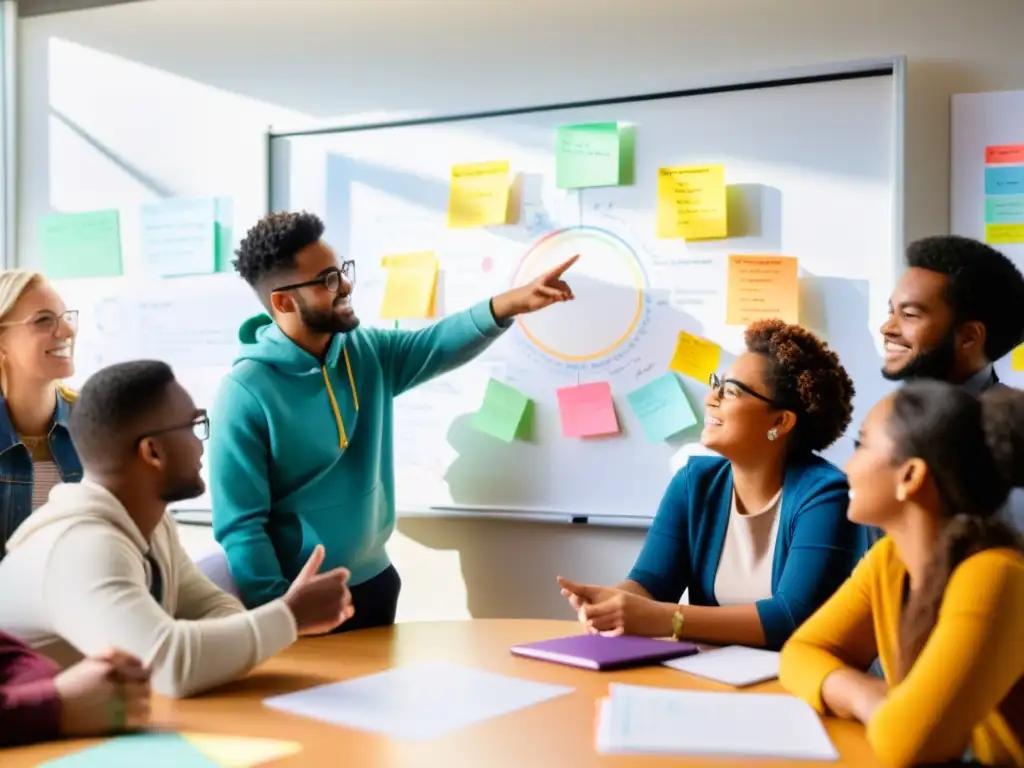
209, 211, 576, 629
880, 234, 1024, 534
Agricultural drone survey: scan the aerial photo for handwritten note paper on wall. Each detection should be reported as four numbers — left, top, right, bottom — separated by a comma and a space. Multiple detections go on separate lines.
656, 165, 728, 240
38, 210, 123, 280
986, 144, 1024, 165
725, 255, 799, 326
556, 123, 627, 189
380, 252, 438, 319
626, 373, 697, 443
473, 379, 533, 442
140, 197, 217, 277
556, 382, 619, 438
447, 160, 511, 229
669, 331, 722, 382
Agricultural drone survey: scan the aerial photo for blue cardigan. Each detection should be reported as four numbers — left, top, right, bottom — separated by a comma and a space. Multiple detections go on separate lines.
626, 454, 866, 650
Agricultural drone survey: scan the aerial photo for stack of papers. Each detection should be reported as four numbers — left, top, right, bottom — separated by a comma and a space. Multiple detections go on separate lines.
663, 645, 781, 687
595, 683, 839, 761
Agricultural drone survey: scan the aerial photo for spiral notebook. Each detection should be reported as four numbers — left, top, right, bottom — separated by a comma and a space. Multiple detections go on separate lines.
510, 633, 698, 670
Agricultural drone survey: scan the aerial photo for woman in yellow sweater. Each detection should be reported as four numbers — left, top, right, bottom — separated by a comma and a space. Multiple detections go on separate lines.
779, 380, 1024, 768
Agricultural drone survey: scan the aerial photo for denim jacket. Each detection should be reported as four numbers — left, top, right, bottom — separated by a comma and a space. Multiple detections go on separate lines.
0, 390, 82, 557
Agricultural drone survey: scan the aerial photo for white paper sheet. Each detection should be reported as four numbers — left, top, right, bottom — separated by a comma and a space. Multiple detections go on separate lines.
663, 645, 780, 687
263, 660, 574, 741
596, 684, 838, 761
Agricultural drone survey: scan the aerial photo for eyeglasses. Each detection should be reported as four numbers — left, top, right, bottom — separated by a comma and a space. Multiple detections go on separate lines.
0, 310, 79, 335
273, 261, 355, 294
136, 411, 209, 445
708, 372, 778, 407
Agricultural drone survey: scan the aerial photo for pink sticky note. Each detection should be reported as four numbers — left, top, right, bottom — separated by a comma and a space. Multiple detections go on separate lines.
555, 382, 620, 438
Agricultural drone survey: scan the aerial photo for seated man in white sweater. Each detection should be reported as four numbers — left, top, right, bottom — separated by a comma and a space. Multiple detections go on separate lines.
0, 359, 354, 698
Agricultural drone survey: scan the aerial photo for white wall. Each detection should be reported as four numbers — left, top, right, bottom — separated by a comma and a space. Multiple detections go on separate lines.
18, 0, 1024, 621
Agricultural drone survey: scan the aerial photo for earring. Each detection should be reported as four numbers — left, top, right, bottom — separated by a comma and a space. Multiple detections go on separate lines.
896, 487, 906, 502
767, 428, 778, 442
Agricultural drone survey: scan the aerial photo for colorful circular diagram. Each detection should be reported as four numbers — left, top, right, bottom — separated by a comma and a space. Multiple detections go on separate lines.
511, 226, 648, 363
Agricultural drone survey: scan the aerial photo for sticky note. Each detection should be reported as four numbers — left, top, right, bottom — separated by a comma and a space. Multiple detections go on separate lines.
139, 197, 216, 277
214, 197, 235, 273
555, 381, 620, 438
181, 733, 303, 767
985, 196, 1024, 225
556, 123, 627, 189
38, 732, 219, 767
38, 209, 123, 279
1013, 344, 1024, 372
985, 223, 1024, 245
472, 378, 532, 442
669, 331, 722, 382
985, 166, 1024, 196
726, 254, 799, 325
380, 251, 438, 318
626, 373, 698, 443
448, 160, 510, 228
656, 165, 728, 240
986, 144, 1024, 165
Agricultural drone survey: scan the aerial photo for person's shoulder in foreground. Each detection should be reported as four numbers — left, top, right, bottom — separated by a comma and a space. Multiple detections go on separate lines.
780, 380, 1024, 768
0, 359, 354, 698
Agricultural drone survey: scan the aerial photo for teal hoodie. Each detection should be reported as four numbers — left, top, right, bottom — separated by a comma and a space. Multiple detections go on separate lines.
208, 300, 510, 608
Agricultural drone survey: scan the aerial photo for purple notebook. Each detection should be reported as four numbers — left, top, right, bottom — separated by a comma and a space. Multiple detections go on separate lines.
510, 633, 698, 671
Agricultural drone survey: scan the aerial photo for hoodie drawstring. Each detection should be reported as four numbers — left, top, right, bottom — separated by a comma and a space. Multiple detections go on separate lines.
322, 347, 359, 450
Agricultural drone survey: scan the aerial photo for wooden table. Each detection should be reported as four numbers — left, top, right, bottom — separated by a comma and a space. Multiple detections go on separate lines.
3, 619, 878, 767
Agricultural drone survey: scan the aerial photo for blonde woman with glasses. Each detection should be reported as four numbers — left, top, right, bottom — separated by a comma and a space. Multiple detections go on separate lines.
0, 270, 81, 553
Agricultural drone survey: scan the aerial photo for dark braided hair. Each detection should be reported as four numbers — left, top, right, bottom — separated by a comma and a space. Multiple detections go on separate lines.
886, 381, 1024, 679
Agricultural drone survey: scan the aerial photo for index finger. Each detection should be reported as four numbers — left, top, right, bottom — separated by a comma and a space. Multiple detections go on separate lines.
545, 254, 579, 278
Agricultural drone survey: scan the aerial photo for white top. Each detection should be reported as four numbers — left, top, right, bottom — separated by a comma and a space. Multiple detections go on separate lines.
713, 489, 782, 605
0, 479, 298, 698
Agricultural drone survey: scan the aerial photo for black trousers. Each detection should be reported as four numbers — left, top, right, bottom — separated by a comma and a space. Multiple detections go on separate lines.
331, 564, 402, 633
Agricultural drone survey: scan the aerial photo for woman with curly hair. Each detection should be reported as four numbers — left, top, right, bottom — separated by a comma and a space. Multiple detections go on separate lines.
558, 319, 864, 651
780, 382, 1024, 767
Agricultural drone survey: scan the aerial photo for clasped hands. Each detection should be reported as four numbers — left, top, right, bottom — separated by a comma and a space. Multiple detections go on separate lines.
557, 576, 666, 637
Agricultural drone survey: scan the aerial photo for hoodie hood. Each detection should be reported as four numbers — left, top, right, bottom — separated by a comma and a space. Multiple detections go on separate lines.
235, 313, 347, 375
5, 479, 149, 554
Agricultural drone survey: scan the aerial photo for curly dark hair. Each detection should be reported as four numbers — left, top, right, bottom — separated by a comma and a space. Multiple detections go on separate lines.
744, 319, 855, 455
906, 235, 1024, 362
233, 211, 325, 290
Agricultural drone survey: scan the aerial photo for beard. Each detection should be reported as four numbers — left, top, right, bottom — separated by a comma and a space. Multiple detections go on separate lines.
297, 294, 360, 334
159, 475, 206, 503
881, 328, 957, 382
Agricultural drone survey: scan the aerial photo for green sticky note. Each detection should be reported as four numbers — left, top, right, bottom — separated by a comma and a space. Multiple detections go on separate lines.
38, 210, 122, 279
473, 378, 532, 442
556, 122, 628, 189
626, 373, 698, 443
985, 196, 1024, 225
214, 197, 234, 273
39, 733, 220, 767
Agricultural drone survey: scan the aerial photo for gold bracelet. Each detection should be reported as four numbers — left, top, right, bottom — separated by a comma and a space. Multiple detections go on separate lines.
671, 609, 685, 641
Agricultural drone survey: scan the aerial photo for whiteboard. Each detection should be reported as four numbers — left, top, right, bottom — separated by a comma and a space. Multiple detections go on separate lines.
266, 60, 904, 524
951, 88, 1024, 387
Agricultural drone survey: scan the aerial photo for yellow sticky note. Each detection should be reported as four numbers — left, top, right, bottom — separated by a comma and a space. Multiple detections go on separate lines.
448, 160, 510, 229
986, 223, 1024, 245
1012, 344, 1024, 372
669, 331, 722, 382
380, 251, 438, 319
726, 254, 799, 325
181, 733, 302, 767
657, 165, 728, 240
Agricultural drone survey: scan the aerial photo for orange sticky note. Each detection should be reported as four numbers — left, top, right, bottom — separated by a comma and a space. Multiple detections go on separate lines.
379, 251, 438, 318
726, 254, 799, 325
555, 382, 620, 438
447, 160, 510, 229
669, 331, 721, 382
986, 144, 1024, 165
656, 164, 728, 240
1012, 344, 1024, 372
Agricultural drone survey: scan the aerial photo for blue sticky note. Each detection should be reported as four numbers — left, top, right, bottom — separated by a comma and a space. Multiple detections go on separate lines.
626, 373, 698, 443
39, 733, 220, 768
985, 196, 1024, 225
985, 166, 1024, 196
140, 197, 217, 278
